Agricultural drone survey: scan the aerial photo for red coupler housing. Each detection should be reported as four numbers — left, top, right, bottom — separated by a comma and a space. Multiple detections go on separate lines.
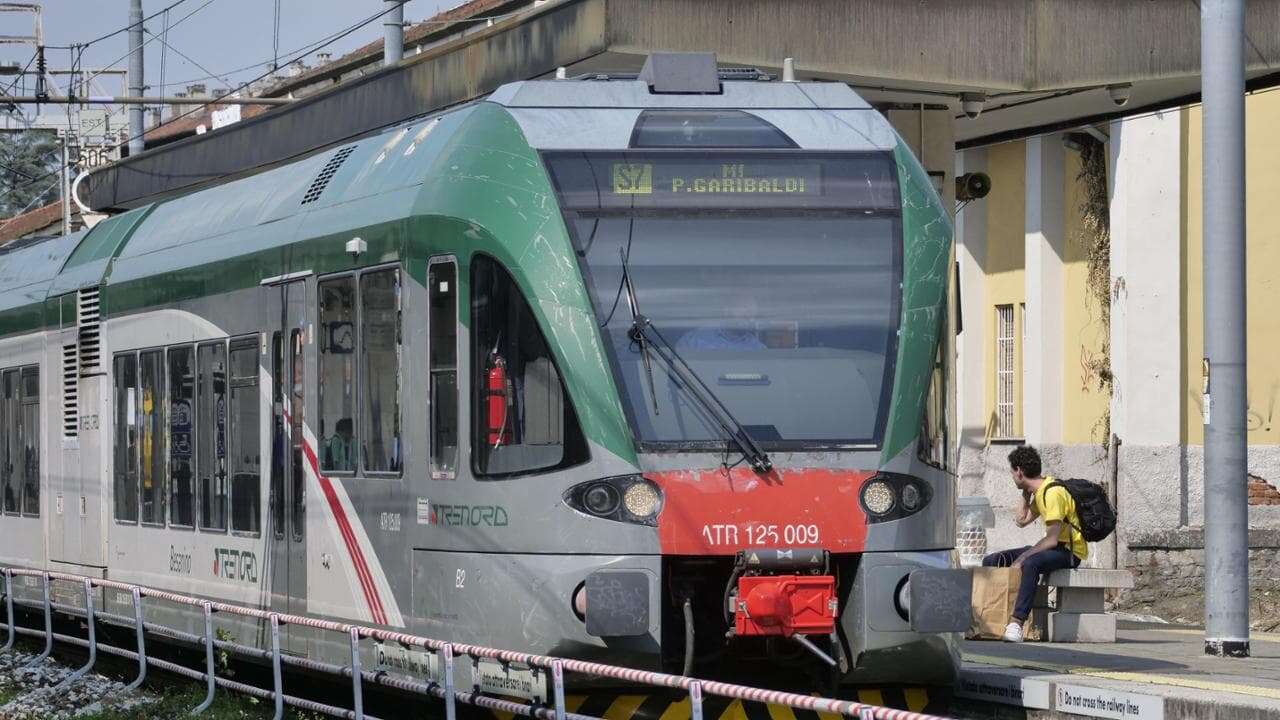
733, 575, 837, 637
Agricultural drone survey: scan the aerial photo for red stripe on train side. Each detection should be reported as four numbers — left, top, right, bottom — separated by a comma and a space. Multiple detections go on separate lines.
300, 441, 388, 625
646, 467, 874, 555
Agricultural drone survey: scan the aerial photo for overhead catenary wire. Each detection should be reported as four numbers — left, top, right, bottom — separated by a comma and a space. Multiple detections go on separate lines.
0, 0, 415, 210
44, 0, 194, 51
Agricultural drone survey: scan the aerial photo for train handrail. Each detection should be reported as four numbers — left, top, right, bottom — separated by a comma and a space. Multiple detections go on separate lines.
0, 566, 955, 720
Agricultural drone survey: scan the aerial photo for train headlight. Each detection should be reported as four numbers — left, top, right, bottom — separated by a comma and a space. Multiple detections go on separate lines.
623, 481, 661, 519
564, 476, 663, 526
859, 473, 933, 523
861, 480, 895, 516
583, 483, 620, 516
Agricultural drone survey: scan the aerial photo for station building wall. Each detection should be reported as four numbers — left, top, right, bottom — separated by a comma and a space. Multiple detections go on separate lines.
955, 92, 1280, 602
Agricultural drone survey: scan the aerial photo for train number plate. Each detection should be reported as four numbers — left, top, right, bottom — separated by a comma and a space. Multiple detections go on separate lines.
474, 658, 546, 703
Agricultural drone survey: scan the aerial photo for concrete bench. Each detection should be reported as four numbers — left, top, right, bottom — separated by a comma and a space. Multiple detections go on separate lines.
1031, 569, 1134, 643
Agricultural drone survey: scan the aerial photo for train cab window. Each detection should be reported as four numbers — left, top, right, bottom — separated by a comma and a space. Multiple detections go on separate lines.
429, 259, 459, 480
630, 110, 796, 149
229, 340, 261, 534
167, 347, 196, 528
198, 342, 228, 531
360, 268, 401, 473
318, 277, 357, 473
19, 367, 38, 516
1, 369, 16, 514
113, 354, 139, 523
471, 255, 586, 478
139, 350, 166, 525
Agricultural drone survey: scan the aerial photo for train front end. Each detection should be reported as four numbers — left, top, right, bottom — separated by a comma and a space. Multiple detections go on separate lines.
488, 61, 966, 689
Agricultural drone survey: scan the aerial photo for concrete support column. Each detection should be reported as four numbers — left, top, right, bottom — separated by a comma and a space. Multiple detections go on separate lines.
1024, 135, 1066, 446
956, 147, 989, 497
1107, 112, 1184, 540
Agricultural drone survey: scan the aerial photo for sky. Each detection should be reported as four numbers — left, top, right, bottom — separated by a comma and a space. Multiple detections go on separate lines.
2, 0, 457, 99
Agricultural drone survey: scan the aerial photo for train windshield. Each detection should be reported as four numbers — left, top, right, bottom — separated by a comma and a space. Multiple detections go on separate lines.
546, 152, 902, 448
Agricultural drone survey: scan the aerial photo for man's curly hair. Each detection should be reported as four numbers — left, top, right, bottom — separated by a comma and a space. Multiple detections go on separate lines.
1007, 445, 1042, 478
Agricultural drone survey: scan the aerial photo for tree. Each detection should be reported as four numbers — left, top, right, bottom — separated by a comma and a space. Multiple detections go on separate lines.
0, 130, 62, 218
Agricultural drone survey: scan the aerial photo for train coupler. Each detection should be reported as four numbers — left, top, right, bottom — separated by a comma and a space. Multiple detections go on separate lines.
727, 548, 837, 639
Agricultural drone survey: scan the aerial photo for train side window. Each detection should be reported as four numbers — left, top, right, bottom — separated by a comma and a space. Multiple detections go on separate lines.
198, 342, 228, 531
139, 350, 166, 525
167, 346, 196, 528
429, 259, 458, 480
229, 340, 261, 534
113, 354, 139, 523
361, 268, 401, 473
470, 255, 587, 478
1, 369, 16, 514
318, 277, 357, 473
19, 367, 37, 517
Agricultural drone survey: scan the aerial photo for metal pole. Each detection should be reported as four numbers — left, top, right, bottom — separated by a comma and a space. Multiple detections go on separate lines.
128, 0, 145, 156
23, 573, 52, 667
126, 587, 147, 690
349, 628, 364, 720
1201, 0, 1250, 659
441, 644, 456, 720
54, 579, 97, 689
60, 135, 70, 235
193, 602, 216, 714
269, 614, 283, 720
383, 1, 403, 66
2, 569, 13, 652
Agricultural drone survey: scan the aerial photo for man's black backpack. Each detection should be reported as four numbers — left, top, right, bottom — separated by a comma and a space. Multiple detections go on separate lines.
1048, 478, 1116, 542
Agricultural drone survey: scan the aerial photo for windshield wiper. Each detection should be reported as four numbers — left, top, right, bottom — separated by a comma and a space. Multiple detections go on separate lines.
618, 250, 773, 474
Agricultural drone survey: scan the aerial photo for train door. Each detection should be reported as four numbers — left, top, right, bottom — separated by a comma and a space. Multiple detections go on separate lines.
267, 279, 308, 652
51, 287, 107, 570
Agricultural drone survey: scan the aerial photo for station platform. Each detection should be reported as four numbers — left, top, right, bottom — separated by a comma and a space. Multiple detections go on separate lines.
954, 621, 1280, 719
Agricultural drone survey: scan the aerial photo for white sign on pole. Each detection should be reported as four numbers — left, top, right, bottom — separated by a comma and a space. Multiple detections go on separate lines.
1054, 683, 1164, 720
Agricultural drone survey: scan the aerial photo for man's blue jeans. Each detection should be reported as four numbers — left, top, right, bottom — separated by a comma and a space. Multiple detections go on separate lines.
982, 545, 1080, 622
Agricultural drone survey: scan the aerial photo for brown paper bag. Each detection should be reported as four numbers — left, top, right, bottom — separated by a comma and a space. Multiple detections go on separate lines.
967, 567, 1021, 640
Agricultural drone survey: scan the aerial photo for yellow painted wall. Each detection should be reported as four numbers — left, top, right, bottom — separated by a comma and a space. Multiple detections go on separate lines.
1061, 150, 1112, 444
983, 141, 1026, 440
1182, 94, 1280, 445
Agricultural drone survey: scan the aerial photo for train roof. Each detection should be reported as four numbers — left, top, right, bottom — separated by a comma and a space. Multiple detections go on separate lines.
0, 62, 910, 338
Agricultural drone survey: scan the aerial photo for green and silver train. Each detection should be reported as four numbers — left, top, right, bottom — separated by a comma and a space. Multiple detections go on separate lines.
0, 57, 966, 693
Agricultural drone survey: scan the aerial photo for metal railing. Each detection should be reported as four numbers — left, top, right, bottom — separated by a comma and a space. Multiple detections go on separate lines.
0, 566, 954, 720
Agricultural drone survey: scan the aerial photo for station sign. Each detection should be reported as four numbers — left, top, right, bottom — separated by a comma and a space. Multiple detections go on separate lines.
1054, 682, 1164, 720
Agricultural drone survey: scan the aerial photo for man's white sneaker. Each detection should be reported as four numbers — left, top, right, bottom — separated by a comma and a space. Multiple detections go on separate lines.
1002, 622, 1024, 643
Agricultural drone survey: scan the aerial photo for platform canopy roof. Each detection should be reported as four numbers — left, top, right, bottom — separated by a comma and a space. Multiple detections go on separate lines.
81, 0, 1280, 211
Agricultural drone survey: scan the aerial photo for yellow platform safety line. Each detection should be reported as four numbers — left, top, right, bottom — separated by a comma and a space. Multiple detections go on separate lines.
855, 689, 884, 708
965, 652, 1280, 702
604, 695, 649, 720
764, 701, 797, 720
1153, 627, 1280, 644
514, 688, 936, 720
903, 687, 929, 713
659, 698, 692, 720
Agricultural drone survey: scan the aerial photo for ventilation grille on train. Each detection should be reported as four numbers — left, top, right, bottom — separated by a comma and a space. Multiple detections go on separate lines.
62, 288, 102, 438
78, 287, 101, 375
63, 342, 78, 437
301, 145, 357, 205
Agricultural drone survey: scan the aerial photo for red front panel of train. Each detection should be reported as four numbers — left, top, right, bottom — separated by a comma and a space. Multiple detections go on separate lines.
646, 467, 873, 555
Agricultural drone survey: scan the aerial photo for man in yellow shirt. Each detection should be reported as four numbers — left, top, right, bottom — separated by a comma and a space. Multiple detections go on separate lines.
982, 445, 1087, 642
